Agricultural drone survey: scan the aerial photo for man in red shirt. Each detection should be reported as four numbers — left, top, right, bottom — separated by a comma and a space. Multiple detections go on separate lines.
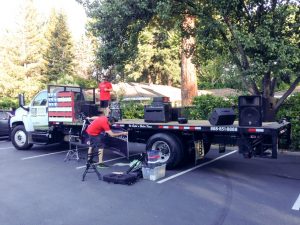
99, 78, 113, 115
86, 110, 127, 168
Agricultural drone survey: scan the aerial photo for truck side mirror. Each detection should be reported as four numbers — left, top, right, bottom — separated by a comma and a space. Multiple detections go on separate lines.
18, 93, 29, 111
18, 93, 25, 106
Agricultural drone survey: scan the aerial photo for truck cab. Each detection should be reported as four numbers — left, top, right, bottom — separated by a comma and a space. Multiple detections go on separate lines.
10, 85, 97, 150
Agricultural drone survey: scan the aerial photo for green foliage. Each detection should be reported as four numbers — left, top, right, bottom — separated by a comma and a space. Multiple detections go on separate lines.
85, 0, 156, 68
0, 0, 47, 100
125, 25, 181, 85
74, 76, 98, 89
188, 95, 237, 120
198, 56, 242, 90
0, 97, 18, 110
82, 0, 299, 110
121, 101, 145, 119
196, 0, 300, 94
44, 11, 75, 83
277, 93, 300, 150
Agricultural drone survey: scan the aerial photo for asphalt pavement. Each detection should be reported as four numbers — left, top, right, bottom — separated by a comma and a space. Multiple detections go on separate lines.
0, 137, 299, 225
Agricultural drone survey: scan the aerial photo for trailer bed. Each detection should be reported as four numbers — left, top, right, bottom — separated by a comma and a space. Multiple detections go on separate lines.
115, 119, 289, 134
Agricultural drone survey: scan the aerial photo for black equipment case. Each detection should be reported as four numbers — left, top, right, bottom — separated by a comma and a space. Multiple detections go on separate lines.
102, 173, 138, 185
102, 153, 145, 185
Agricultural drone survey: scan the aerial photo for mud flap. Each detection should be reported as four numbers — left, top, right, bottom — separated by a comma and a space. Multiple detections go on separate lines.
194, 139, 205, 164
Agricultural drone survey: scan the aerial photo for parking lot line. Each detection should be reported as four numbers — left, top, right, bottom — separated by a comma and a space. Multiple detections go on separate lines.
157, 150, 238, 184
75, 153, 141, 169
292, 194, 300, 211
21, 150, 69, 160
0, 146, 15, 150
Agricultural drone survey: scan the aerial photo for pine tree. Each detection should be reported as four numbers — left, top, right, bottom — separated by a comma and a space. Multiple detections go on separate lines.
0, 0, 47, 99
44, 10, 75, 84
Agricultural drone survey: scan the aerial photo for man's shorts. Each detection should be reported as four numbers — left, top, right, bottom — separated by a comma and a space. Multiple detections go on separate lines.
100, 100, 109, 108
88, 133, 106, 150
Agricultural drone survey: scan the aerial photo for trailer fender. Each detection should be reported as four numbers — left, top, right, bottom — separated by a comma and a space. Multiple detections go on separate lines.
146, 133, 184, 169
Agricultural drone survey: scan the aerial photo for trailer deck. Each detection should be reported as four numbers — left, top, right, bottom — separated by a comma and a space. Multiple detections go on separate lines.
115, 119, 289, 134
113, 119, 291, 168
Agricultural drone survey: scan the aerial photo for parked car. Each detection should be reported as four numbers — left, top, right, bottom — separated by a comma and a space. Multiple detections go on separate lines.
0, 110, 11, 137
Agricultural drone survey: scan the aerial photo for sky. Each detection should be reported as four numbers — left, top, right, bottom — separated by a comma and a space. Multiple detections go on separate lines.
0, 0, 87, 39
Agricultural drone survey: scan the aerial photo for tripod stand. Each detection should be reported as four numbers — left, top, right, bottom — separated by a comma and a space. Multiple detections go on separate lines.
82, 152, 102, 181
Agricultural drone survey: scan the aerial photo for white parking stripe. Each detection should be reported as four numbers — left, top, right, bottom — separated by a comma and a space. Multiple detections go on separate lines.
76, 153, 141, 169
157, 150, 237, 184
21, 150, 69, 160
0, 146, 14, 150
292, 194, 300, 210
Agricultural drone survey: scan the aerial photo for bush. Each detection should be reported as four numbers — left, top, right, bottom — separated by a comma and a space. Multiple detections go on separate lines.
121, 101, 145, 119
0, 97, 18, 110
188, 95, 237, 120
277, 93, 300, 151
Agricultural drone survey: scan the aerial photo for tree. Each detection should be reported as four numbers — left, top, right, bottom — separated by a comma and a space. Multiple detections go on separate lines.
0, 0, 47, 99
80, 0, 299, 118
124, 24, 181, 86
194, 0, 300, 121
44, 10, 75, 84
79, 0, 199, 105
74, 34, 96, 80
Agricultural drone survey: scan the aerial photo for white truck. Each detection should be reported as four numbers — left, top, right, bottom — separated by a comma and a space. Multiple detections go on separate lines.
10, 85, 99, 150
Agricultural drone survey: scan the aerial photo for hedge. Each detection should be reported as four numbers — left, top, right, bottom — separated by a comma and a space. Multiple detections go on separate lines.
277, 93, 300, 151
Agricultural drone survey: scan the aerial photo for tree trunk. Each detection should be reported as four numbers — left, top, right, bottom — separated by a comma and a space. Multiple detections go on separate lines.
262, 96, 277, 122
261, 71, 276, 121
181, 14, 198, 106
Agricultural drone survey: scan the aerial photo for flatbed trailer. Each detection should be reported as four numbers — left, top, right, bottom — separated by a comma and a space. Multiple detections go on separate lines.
113, 119, 291, 169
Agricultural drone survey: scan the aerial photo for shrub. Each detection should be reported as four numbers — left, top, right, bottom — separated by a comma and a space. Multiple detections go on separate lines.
121, 101, 145, 119
188, 95, 237, 120
277, 93, 300, 151
0, 97, 18, 110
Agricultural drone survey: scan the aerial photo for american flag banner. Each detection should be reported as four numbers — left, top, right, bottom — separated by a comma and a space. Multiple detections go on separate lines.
48, 92, 75, 123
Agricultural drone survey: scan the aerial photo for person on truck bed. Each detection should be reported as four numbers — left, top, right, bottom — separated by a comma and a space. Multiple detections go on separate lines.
86, 110, 127, 168
99, 78, 113, 116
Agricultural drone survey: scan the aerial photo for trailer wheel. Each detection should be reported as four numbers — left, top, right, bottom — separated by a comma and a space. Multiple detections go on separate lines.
11, 125, 33, 150
146, 133, 184, 169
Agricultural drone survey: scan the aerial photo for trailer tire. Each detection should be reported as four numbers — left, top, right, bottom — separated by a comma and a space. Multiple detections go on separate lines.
146, 133, 184, 169
11, 125, 33, 150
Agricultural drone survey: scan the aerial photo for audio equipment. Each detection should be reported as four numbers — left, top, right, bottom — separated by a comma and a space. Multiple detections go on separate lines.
153, 96, 170, 103
178, 117, 188, 124
109, 102, 122, 121
208, 108, 236, 126
81, 104, 98, 117
238, 96, 262, 127
144, 104, 171, 123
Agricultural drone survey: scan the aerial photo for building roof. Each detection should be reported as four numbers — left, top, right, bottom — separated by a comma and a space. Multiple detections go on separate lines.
113, 83, 241, 104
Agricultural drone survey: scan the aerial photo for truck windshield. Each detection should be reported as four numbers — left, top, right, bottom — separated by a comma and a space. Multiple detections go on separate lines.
32, 91, 47, 106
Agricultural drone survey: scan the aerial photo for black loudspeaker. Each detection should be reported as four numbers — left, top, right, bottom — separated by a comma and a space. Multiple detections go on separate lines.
238, 96, 262, 127
153, 96, 170, 103
81, 104, 98, 117
109, 102, 122, 121
209, 108, 236, 126
144, 104, 171, 123
178, 117, 188, 124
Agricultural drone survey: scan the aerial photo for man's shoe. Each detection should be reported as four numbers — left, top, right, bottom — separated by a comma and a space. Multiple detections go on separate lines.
97, 163, 109, 168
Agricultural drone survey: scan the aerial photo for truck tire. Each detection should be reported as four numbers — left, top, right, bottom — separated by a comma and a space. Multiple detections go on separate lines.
146, 133, 184, 169
11, 125, 33, 150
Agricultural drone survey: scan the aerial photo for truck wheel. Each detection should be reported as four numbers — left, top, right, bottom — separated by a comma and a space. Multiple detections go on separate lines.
146, 133, 184, 169
11, 125, 33, 150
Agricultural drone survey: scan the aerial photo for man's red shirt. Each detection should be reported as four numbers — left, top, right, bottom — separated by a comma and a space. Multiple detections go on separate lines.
99, 81, 112, 101
86, 116, 110, 136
